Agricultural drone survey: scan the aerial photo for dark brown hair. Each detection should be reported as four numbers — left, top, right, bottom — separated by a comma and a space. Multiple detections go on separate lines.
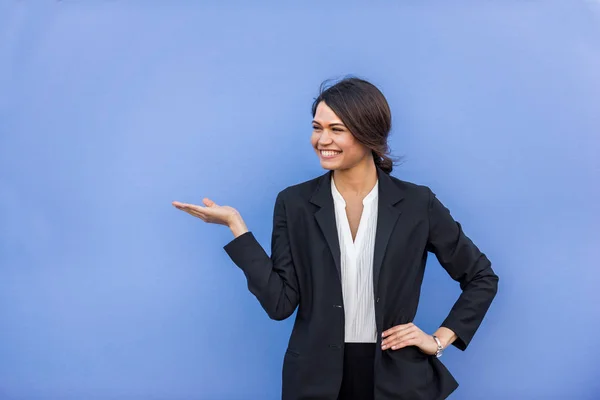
311, 76, 398, 174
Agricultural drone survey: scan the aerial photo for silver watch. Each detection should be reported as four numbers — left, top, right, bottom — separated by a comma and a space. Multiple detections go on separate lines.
432, 335, 444, 358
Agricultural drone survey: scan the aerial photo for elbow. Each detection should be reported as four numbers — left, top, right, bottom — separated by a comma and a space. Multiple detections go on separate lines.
261, 294, 298, 321
491, 273, 499, 300
484, 265, 499, 293
268, 311, 293, 321
265, 304, 296, 321
477, 265, 499, 299
462, 263, 499, 297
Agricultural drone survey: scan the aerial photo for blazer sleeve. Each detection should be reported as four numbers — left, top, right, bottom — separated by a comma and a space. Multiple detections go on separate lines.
223, 190, 299, 321
426, 188, 499, 351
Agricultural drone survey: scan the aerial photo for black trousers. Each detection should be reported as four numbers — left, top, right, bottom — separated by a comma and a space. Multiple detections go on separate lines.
337, 343, 376, 400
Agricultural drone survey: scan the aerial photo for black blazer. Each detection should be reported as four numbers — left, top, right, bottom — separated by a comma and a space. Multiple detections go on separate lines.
224, 167, 499, 400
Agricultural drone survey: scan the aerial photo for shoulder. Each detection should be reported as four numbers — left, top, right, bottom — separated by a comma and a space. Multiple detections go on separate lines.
274, 172, 326, 203
387, 174, 434, 204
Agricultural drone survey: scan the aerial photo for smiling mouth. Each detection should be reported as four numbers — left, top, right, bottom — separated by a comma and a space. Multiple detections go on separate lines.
320, 150, 342, 158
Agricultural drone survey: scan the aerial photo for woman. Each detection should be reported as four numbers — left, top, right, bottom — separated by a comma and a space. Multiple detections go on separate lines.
173, 77, 499, 400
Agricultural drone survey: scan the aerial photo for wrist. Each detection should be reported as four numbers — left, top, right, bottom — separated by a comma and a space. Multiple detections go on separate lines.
228, 213, 248, 238
431, 335, 444, 358
433, 327, 457, 349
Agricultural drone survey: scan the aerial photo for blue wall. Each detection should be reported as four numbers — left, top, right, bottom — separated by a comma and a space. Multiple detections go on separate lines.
1, 2, 599, 399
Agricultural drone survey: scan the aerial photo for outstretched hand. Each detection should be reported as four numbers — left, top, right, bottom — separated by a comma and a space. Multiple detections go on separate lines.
172, 198, 239, 227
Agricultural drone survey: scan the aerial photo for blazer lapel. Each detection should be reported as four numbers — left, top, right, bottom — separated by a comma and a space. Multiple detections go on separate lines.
310, 170, 342, 282
372, 167, 404, 298
309, 167, 405, 292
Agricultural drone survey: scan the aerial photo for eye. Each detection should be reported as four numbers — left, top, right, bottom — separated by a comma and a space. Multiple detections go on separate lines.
332, 128, 344, 132
312, 125, 321, 130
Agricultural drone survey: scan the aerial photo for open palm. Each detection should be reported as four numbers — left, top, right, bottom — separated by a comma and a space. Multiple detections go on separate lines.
172, 198, 238, 227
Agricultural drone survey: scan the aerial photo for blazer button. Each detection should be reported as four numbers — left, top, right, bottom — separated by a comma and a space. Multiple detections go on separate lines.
333, 304, 343, 308
329, 344, 342, 349
376, 298, 380, 303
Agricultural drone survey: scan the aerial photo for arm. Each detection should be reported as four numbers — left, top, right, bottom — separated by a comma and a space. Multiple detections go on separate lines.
426, 188, 499, 350
223, 191, 300, 321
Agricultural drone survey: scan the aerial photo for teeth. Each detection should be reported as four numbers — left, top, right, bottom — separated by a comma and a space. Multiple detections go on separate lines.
321, 150, 341, 157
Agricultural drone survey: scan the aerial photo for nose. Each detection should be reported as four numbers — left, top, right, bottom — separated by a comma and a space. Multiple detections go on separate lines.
317, 129, 333, 145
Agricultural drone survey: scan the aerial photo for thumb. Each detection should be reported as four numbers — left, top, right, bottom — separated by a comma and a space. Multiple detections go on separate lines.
203, 198, 217, 207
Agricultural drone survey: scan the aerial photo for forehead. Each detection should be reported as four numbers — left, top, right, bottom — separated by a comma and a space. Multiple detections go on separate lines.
313, 102, 343, 124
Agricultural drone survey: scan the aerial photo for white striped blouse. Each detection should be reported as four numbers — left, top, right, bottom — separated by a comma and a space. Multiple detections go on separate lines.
331, 176, 379, 343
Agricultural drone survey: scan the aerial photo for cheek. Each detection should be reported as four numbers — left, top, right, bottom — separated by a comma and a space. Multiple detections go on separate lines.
310, 132, 319, 148
341, 138, 367, 158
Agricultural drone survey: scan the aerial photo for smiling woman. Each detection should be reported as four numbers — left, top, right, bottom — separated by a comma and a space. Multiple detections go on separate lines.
173, 77, 499, 400
311, 78, 397, 175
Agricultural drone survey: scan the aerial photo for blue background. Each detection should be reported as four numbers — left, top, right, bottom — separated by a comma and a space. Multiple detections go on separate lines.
1, 2, 599, 399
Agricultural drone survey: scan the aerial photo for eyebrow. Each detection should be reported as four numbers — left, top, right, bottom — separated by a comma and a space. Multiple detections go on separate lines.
312, 120, 346, 127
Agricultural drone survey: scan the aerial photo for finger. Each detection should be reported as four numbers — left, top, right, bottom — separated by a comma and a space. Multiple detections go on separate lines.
176, 203, 207, 215
180, 202, 204, 210
382, 326, 416, 346
203, 198, 217, 207
176, 204, 198, 215
382, 323, 414, 338
173, 201, 190, 209
391, 336, 419, 350
186, 207, 208, 220
382, 334, 418, 350
188, 210, 207, 221
175, 204, 207, 220
395, 329, 417, 343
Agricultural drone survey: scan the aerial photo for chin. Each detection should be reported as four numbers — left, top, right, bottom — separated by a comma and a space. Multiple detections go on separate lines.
321, 163, 346, 172
319, 159, 340, 170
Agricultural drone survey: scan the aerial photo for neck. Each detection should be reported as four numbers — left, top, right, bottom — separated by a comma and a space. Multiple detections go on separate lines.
332, 160, 378, 198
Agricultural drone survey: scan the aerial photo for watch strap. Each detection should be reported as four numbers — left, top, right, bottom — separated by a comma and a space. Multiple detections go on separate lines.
432, 335, 443, 358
